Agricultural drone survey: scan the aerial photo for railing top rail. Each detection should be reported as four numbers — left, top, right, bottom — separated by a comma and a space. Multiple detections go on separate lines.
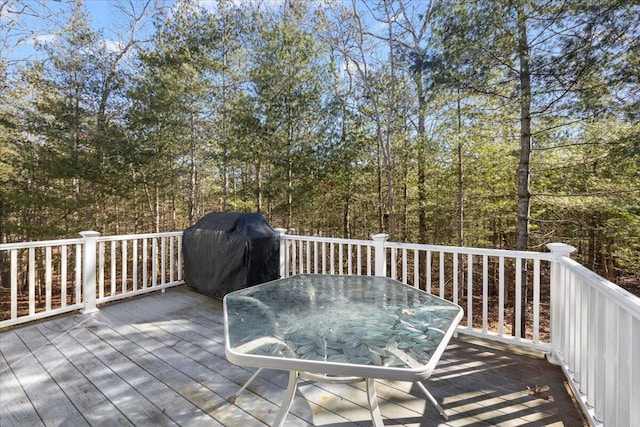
385, 241, 553, 260
0, 238, 84, 251
97, 231, 183, 242
0, 231, 184, 251
282, 234, 373, 246
560, 255, 640, 319
283, 234, 552, 261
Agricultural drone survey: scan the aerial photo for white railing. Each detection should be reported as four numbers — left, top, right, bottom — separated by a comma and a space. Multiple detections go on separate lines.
278, 233, 377, 277
0, 231, 184, 328
279, 232, 555, 350
279, 233, 640, 427
2, 229, 638, 426
0, 237, 84, 328
94, 232, 183, 306
548, 245, 640, 427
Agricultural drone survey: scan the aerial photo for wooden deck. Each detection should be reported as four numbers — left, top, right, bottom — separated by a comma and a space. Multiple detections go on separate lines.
0, 285, 587, 427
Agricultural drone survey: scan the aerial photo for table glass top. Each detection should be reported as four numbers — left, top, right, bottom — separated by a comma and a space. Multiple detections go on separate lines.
224, 274, 462, 370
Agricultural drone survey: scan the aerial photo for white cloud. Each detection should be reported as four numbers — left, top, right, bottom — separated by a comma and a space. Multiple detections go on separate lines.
33, 33, 56, 45
102, 39, 124, 53
190, 0, 285, 13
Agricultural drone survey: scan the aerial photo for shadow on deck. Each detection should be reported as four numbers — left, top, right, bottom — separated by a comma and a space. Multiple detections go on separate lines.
0, 286, 586, 426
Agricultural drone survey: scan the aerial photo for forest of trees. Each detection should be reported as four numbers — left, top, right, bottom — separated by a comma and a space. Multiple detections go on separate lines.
1, 0, 638, 287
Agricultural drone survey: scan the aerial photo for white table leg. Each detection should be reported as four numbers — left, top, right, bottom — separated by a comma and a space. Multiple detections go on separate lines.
229, 368, 263, 404
366, 378, 385, 427
273, 371, 298, 427
415, 381, 448, 420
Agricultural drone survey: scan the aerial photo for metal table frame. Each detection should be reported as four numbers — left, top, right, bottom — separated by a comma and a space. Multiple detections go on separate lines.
223, 274, 463, 426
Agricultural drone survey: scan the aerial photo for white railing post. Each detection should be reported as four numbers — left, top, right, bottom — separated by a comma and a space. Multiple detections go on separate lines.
275, 228, 287, 278
80, 231, 101, 314
546, 242, 575, 363
372, 233, 389, 277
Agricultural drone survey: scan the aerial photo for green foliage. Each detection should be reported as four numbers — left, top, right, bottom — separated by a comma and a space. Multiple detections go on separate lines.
2, 0, 638, 285
243, 3, 334, 228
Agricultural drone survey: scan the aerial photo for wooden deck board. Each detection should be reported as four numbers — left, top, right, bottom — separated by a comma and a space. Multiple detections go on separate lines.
72, 324, 216, 426
16, 324, 129, 426
95, 302, 295, 424
1, 285, 587, 426
0, 349, 45, 427
1, 328, 89, 426
45, 316, 201, 426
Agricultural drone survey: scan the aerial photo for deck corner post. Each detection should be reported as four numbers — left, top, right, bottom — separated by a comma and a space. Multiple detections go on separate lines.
275, 228, 287, 278
546, 243, 575, 361
80, 231, 101, 314
372, 233, 389, 277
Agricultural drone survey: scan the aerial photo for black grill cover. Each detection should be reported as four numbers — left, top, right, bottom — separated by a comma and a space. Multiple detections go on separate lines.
182, 212, 280, 299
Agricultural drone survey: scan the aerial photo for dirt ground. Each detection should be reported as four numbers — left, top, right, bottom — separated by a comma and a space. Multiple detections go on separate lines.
617, 275, 640, 298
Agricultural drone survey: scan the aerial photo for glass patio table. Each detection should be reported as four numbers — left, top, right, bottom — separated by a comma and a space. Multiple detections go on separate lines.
223, 274, 463, 426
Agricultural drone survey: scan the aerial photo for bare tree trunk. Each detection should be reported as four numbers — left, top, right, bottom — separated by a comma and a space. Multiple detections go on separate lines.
346, 1, 395, 236
343, 195, 351, 239
287, 120, 293, 230
416, 71, 427, 243
377, 134, 384, 232
223, 162, 229, 212
515, 0, 531, 337
171, 196, 176, 231
72, 95, 80, 226
383, 0, 397, 237
154, 184, 160, 233
395, 0, 440, 242
456, 88, 465, 298
222, 50, 229, 212
0, 197, 8, 286
256, 160, 263, 213
403, 159, 408, 241
188, 111, 197, 226
132, 170, 139, 233
457, 88, 464, 248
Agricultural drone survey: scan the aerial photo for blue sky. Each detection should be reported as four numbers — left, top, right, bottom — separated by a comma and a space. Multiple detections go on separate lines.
4, 0, 309, 63
3, 0, 171, 63
3, 0, 380, 69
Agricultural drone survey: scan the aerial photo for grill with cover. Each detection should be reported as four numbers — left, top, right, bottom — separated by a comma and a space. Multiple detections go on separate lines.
182, 212, 280, 299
